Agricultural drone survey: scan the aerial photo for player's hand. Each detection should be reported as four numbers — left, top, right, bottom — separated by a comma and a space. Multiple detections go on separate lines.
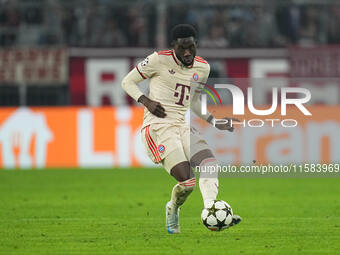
138, 95, 166, 118
148, 101, 166, 118
215, 117, 240, 132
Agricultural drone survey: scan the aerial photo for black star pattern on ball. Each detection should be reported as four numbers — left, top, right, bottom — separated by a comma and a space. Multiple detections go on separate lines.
216, 215, 225, 230
202, 200, 233, 231
207, 203, 216, 217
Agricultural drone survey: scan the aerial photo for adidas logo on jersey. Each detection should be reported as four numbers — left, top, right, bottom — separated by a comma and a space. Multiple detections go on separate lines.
168, 69, 176, 74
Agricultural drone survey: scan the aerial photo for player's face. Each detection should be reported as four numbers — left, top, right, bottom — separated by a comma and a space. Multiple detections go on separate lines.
174, 37, 197, 66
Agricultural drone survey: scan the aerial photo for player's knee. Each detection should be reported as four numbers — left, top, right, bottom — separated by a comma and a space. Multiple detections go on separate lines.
170, 161, 194, 182
179, 177, 196, 193
190, 149, 215, 168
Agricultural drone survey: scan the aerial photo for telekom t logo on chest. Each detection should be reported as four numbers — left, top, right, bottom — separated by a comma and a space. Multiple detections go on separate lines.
174, 83, 191, 106
200, 84, 312, 128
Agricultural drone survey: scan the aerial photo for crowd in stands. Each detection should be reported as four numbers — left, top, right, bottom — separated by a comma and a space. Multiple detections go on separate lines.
0, 0, 339, 48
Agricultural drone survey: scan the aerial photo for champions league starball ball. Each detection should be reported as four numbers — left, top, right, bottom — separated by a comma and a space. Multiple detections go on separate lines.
201, 200, 233, 231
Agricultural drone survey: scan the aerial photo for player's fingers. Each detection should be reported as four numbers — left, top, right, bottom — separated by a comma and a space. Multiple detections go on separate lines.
158, 112, 166, 118
153, 111, 162, 118
159, 108, 167, 117
153, 108, 160, 116
154, 108, 166, 118
157, 104, 165, 112
156, 104, 165, 113
156, 105, 166, 117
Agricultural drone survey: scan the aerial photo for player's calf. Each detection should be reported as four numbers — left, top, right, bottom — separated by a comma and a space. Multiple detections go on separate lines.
166, 177, 196, 234
170, 177, 196, 209
199, 177, 219, 208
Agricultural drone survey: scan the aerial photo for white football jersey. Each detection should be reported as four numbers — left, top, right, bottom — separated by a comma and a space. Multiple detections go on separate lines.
136, 49, 210, 128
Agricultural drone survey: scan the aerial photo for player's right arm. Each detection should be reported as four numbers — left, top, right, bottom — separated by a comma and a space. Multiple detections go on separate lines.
190, 63, 237, 131
121, 52, 166, 118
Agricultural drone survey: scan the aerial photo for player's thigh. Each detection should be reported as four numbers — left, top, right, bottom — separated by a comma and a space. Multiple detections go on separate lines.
141, 126, 163, 164
179, 124, 190, 160
181, 125, 210, 162
163, 148, 193, 181
141, 124, 186, 165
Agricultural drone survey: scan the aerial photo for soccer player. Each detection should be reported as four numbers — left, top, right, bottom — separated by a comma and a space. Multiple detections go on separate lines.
122, 24, 241, 234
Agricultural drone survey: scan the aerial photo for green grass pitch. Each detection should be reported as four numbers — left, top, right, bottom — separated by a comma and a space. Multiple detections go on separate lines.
0, 168, 340, 255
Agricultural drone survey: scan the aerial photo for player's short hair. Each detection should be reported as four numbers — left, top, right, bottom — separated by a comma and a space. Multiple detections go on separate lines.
171, 24, 197, 41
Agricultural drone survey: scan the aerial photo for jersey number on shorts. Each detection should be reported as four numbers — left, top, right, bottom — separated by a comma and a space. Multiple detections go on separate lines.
174, 83, 190, 106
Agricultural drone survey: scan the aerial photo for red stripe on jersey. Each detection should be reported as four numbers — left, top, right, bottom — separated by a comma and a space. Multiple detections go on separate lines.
172, 52, 179, 65
146, 126, 162, 162
195, 56, 208, 63
195, 56, 205, 60
158, 50, 172, 55
195, 59, 207, 63
136, 65, 147, 79
194, 57, 207, 60
195, 60, 208, 64
145, 126, 161, 162
195, 58, 206, 62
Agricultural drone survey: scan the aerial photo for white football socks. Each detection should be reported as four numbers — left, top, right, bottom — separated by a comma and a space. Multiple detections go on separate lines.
170, 178, 196, 210
198, 158, 219, 208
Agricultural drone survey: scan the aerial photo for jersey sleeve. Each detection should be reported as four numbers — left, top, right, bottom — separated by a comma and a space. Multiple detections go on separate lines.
191, 63, 212, 122
194, 63, 210, 90
201, 63, 210, 84
136, 52, 159, 79
121, 68, 145, 102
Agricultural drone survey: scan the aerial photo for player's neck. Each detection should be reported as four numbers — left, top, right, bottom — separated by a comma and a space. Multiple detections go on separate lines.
173, 50, 193, 68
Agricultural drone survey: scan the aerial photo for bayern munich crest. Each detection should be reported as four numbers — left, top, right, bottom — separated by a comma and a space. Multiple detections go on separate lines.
193, 72, 199, 81
158, 144, 165, 153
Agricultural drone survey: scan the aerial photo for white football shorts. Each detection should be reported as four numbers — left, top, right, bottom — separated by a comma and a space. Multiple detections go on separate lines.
141, 123, 209, 173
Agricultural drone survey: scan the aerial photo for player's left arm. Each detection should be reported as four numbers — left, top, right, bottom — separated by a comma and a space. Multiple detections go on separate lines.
190, 64, 238, 132
121, 53, 166, 118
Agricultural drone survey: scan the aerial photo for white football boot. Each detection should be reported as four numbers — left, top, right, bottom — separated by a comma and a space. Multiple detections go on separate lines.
166, 201, 180, 234
229, 214, 242, 227
220, 214, 242, 231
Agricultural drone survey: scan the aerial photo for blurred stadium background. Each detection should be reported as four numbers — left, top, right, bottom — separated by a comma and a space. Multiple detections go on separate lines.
0, 0, 339, 168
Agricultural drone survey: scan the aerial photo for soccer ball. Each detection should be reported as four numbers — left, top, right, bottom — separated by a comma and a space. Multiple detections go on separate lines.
201, 200, 233, 231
